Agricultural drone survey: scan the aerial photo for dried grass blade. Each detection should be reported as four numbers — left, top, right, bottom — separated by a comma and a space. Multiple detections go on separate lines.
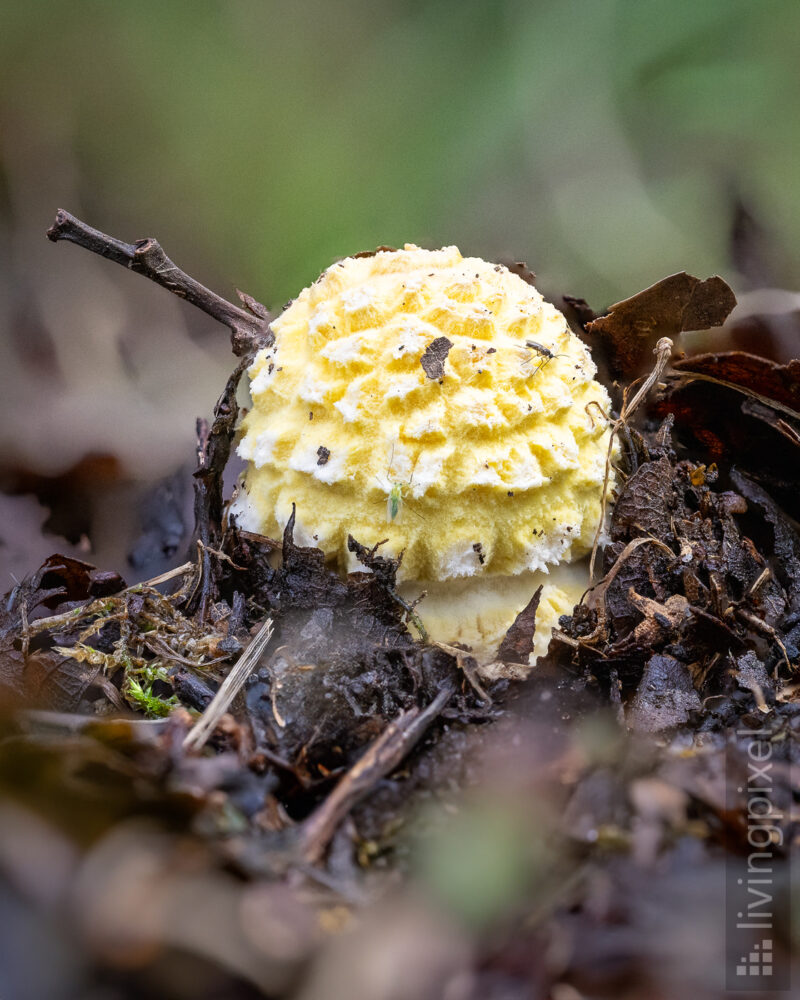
182, 616, 273, 751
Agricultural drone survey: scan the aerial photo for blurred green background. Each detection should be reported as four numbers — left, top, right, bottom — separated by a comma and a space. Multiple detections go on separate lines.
1, 0, 799, 578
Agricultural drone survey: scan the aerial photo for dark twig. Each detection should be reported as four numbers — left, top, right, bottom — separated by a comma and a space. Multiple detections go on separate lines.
298, 683, 456, 864
185, 360, 248, 619
46, 209, 272, 355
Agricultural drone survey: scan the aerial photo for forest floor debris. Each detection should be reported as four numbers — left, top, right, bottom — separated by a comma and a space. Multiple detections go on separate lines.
0, 220, 797, 997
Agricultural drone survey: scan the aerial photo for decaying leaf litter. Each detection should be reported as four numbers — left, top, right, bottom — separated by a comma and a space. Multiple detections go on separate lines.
0, 216, 797, 998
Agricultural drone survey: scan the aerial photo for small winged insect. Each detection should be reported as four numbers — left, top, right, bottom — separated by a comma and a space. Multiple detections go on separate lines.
386, 481, 404, 522
523, 339, 567, 374
375, 443, 425, 524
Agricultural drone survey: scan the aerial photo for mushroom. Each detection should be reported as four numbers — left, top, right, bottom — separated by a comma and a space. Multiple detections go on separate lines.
230, 245, 612, 666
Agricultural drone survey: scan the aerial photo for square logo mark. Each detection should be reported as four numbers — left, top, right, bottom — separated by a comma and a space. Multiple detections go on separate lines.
736, 939, 773, 978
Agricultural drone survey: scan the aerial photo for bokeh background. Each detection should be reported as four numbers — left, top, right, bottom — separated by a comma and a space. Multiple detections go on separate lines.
2, 0, 800, 583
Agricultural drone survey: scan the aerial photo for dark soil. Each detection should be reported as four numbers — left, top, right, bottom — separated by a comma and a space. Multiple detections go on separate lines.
1, 249, 797, 999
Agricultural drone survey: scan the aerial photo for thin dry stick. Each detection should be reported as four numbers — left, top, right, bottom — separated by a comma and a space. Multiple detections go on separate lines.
735, 609, 794, 675
585, 535, 676, 613
182, 616, 274, 751
430, 639, 490, 701
142, 634, 231, 670
20, 711, 171, 734
25, 601, 107, 638
47, 209, 271, 355
26, 562, 196, 637
623, 337, 674, 416
298, 682, 455, 864
747, 567, 772, 598
18, 600, 30, 659
136, 561, 196, 590
589, 336, 674, 581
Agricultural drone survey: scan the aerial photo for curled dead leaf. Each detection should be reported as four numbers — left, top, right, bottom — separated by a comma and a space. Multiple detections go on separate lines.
587, 272, 736, 377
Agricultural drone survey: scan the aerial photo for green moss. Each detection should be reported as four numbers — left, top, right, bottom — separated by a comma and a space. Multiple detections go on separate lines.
124, 675, 179, 719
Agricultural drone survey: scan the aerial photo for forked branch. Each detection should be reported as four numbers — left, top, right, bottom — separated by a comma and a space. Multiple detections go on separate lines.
47, 209, 271, 356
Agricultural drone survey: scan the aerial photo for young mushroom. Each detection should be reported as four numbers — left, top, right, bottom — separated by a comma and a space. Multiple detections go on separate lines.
231, 245, 613, 665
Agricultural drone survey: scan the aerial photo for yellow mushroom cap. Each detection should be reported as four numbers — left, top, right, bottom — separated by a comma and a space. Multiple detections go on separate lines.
234, 245, 610, 572
231, 245, 612, 660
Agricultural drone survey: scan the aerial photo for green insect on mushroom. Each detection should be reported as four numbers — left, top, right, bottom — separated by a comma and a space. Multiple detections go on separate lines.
387, 481, 404, 523
377, 441, 417, 524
